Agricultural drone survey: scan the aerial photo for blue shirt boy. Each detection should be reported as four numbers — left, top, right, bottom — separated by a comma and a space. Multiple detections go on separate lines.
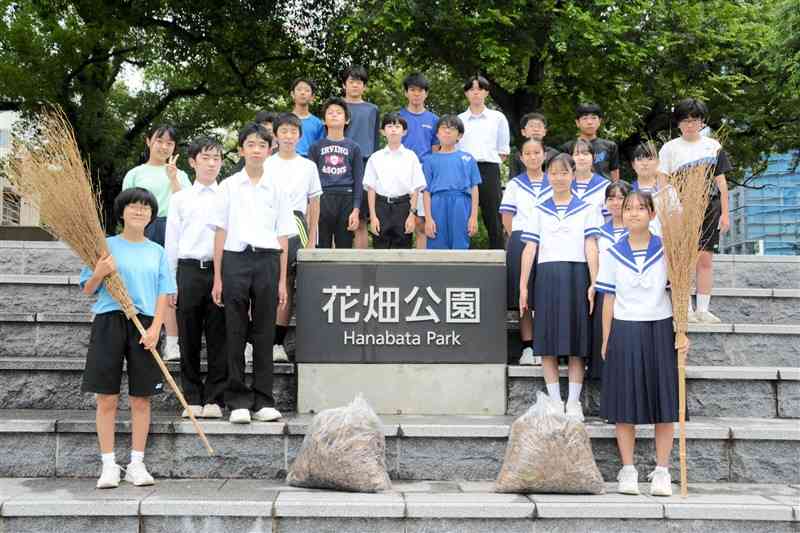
399, 108, 439, 161
296, 114, 325, 157
422, 151, 482, 194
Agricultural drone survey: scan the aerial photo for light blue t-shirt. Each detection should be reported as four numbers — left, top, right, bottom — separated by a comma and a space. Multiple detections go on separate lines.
79, 235, 176, 316
296, 114, 325, 157
422, 150, 482, 195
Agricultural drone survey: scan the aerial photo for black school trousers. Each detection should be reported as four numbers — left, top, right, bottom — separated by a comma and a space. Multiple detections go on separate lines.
374, 195, 413, 249
319, 189, 355, 249
176, 259, 227, 406
222, 248, 280, 411
477, 162, 504, 249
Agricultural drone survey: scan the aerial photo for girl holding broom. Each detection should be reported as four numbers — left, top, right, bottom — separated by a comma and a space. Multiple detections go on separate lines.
80, 187, 177, 489
596, 190, 689, 497
122, 124, 191, 361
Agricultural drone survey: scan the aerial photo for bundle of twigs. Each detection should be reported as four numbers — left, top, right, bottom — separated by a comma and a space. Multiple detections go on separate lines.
656, 161, 714, 497
3, 107, 213, 455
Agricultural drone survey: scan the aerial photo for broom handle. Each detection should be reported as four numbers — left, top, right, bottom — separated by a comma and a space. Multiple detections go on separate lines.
129, 314, 214, 455
677, 331, 688, 497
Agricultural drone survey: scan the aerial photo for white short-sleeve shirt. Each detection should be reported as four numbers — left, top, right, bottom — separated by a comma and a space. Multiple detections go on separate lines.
363, 145, 426, 198
596, 235, 673, 321
658, 136, 721, 175
456, 107, 511, 164
499, 173, 553, 232
519, 196, 600, 264
208, 170, 295, 251
572, 173, 610, 219
264, 154, 322, 215
165, 181, 219, 275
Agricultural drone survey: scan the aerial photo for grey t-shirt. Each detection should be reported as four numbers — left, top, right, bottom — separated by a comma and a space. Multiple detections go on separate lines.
345, 101, 380, 158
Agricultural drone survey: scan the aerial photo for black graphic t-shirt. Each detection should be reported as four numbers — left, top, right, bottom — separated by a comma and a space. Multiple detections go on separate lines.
308, 137, 364, 210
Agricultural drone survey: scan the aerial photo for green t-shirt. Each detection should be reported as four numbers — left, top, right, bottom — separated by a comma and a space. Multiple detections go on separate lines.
122, 164, 191, 217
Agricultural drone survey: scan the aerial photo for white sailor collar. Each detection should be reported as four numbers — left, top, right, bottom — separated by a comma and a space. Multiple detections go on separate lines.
537, 195, 591, 219
598, 221, 628, 243
632, 180, 659, 193
512, 172, 549, 199
608, 235, 664, 274
571, 173, 609, 198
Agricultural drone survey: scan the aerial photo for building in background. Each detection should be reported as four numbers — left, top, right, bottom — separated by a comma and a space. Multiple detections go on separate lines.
1, 111, 41, 227
720, 152, 800, 256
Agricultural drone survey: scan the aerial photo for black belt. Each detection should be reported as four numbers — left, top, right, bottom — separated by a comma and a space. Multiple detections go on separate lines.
178, 258, 213, 270
322, 186, 354, 194
376, 193, 410, 204
226, 245, 280, 255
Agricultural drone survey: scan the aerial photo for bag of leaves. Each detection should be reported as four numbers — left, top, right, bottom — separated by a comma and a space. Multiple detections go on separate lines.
495, 392, 605, 494
287, 394, 392, 492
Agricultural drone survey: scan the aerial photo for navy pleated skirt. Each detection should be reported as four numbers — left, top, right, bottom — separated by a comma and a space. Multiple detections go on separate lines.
587, 291, 605, 380
506, 231, 535, 311
600, 317, 679, 424
533, 261, 591, 357
145, 216, 167, 247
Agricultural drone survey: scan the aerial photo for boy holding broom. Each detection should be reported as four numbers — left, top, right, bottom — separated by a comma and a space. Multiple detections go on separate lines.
80, 187, 176, 489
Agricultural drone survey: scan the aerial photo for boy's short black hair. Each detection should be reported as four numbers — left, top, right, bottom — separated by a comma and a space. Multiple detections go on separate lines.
146, 123, 178, 142
114, 187, 158, 227
575, 102, 604, 119
463, 75, 490, 92
254, 110, 278, 125
274, 112, 303, 136
605, 180, 631, 200
520, 112, 547, 130
238, 122, 273, 147
381, 112, 408, 131
435, 115, 465, 135
673, 98, 708, 123
187, 136, 223, 160
403, 73, 430, 92
547, 153, 576, 173
632, 143, 658, 161
291, 77, 317, 93
343, 64, 369, 84
321, 97, 351, 122
571, 138, 595, 156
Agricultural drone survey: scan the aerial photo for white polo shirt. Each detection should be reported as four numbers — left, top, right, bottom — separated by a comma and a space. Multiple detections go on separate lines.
456, 107, 511, 164
264, 154, 322, 215
520, 196, 601, 264
363, 145, 426, 198
208, 170, 295, 251
596, 235, 673, 321
165, 181, 219, 274
499, 173, 553, 232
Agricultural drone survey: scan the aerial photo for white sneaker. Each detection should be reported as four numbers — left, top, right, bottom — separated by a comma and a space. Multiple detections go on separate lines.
244, 343, 253, 365
201, 404, 223, 419
617, 467, 640, 495
181, 405, 202, 419
229, 408, 251, 424
96, 463, 121, 489
519, 347, 535, 365
648, 468, 673, 496
252, 407, 282, 422
124, 462, 154, 486
687, 307, 698, 323
565, 400, 585, 422
696, 310, 721, 324
162, 340, 181, 362
273, 344, 289, 363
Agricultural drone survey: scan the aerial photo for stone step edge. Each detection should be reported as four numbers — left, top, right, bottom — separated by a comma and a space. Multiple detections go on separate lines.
0, 479, 796, 522
3, 312, 800, 335
2, 357, 796, 381
0, 411, 797, 441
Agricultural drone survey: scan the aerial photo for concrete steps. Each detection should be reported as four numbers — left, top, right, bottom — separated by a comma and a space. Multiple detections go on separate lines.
0, 479, 800, 533
0, 357, 797, 420
0, 478, 797, 533
0, 410, 797, 484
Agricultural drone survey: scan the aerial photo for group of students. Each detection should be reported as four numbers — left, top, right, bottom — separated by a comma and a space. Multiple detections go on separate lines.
78, 64, 731, 496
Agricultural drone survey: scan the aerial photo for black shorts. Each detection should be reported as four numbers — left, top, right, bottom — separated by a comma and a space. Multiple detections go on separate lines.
82, 311, 164, 397
699, 196, 722, 252
287, 210, 309, 275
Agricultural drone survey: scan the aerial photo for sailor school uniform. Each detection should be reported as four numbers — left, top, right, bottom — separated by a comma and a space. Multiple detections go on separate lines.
499, 172, 552, 310
596, 234, 679, 424
572, 173, 611, 221
520, 196, 600, 357
631, 180, 682, 238
587, 221, 628, 379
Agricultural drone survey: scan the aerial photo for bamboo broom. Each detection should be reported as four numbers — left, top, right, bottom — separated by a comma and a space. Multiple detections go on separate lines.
655, 156, 714, 497
4, 107, 213, 455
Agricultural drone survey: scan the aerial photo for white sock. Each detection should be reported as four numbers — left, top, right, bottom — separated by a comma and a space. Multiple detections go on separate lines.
688, 300, 694, 313
621, 464, 637, 473
130, 450, 145, 465
546, 383, 561, 401
166, 336, 179, 348
655, 465, 670, 473
101, 452, 116, 467
696, 294, 711, 313
568, 382, 583, 403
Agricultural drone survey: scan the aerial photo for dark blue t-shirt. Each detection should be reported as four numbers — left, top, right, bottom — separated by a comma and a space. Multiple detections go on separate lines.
422, 150, 482, 195
399, 108, 439, 161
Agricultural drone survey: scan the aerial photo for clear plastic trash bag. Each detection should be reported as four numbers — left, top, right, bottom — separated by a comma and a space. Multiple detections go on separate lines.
495, 392, 605, 494
287, 394, 392, 492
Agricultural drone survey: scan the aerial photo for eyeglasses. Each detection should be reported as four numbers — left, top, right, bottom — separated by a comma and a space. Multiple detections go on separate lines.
126, 204, 152, 213
679, 118, 703, 125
